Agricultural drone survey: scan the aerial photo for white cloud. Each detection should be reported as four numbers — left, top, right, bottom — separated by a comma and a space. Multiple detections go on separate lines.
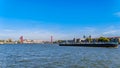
3, 29, 16, 32
102, 29, 120, 37
0, 29, 73, 41
114, 12, 120, 17
1, 27, 120, 40
1, 17, 120, 40
103, 30, 118, 35
83, 27, 96, 32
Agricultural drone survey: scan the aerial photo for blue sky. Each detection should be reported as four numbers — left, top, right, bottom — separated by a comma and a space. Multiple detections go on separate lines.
0, 0, 120, 40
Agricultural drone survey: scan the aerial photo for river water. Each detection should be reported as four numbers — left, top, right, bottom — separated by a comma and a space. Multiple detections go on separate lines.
0, 44, 120, 68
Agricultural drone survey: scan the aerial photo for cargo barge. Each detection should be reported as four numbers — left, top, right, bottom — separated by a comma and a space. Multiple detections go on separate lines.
59, 42, 118, 48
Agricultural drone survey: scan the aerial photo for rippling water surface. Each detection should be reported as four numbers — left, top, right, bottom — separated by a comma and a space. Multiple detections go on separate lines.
0, 44, 120, 68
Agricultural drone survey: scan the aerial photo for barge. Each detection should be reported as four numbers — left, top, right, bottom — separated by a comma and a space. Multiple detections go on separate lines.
59, 42, 119, 48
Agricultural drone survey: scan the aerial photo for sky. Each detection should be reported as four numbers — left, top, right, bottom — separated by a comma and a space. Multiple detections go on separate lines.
0, 0, 120, 40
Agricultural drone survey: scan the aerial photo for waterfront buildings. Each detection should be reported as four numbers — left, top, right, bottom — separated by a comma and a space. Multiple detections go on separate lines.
0, 36, 120, 44
56, 36, 120, 44
108, 37, 120, 44
23, 39, 44, 44
0, 39, 17, 44
0, 40, 4, 44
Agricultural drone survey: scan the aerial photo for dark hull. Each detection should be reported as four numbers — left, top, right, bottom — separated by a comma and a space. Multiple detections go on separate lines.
59, 43, 118, 48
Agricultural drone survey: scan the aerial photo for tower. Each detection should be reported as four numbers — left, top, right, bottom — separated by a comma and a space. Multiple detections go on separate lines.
51, 36, 53, 43
20, 36, 23, 44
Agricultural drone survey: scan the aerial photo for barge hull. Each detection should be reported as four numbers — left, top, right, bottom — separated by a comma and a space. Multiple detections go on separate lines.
59, 44, 118, 48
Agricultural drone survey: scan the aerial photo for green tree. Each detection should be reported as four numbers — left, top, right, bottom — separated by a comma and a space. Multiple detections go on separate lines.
8, 39, 12, 42
0, 40, 4, 42
98, 37, 110, 42
57, 40, 64, 43
86, 38, 92, 43
83, 35, 86, 39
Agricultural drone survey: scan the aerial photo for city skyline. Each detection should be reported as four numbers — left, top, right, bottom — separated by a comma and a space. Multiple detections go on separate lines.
0, 0, 120, 40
